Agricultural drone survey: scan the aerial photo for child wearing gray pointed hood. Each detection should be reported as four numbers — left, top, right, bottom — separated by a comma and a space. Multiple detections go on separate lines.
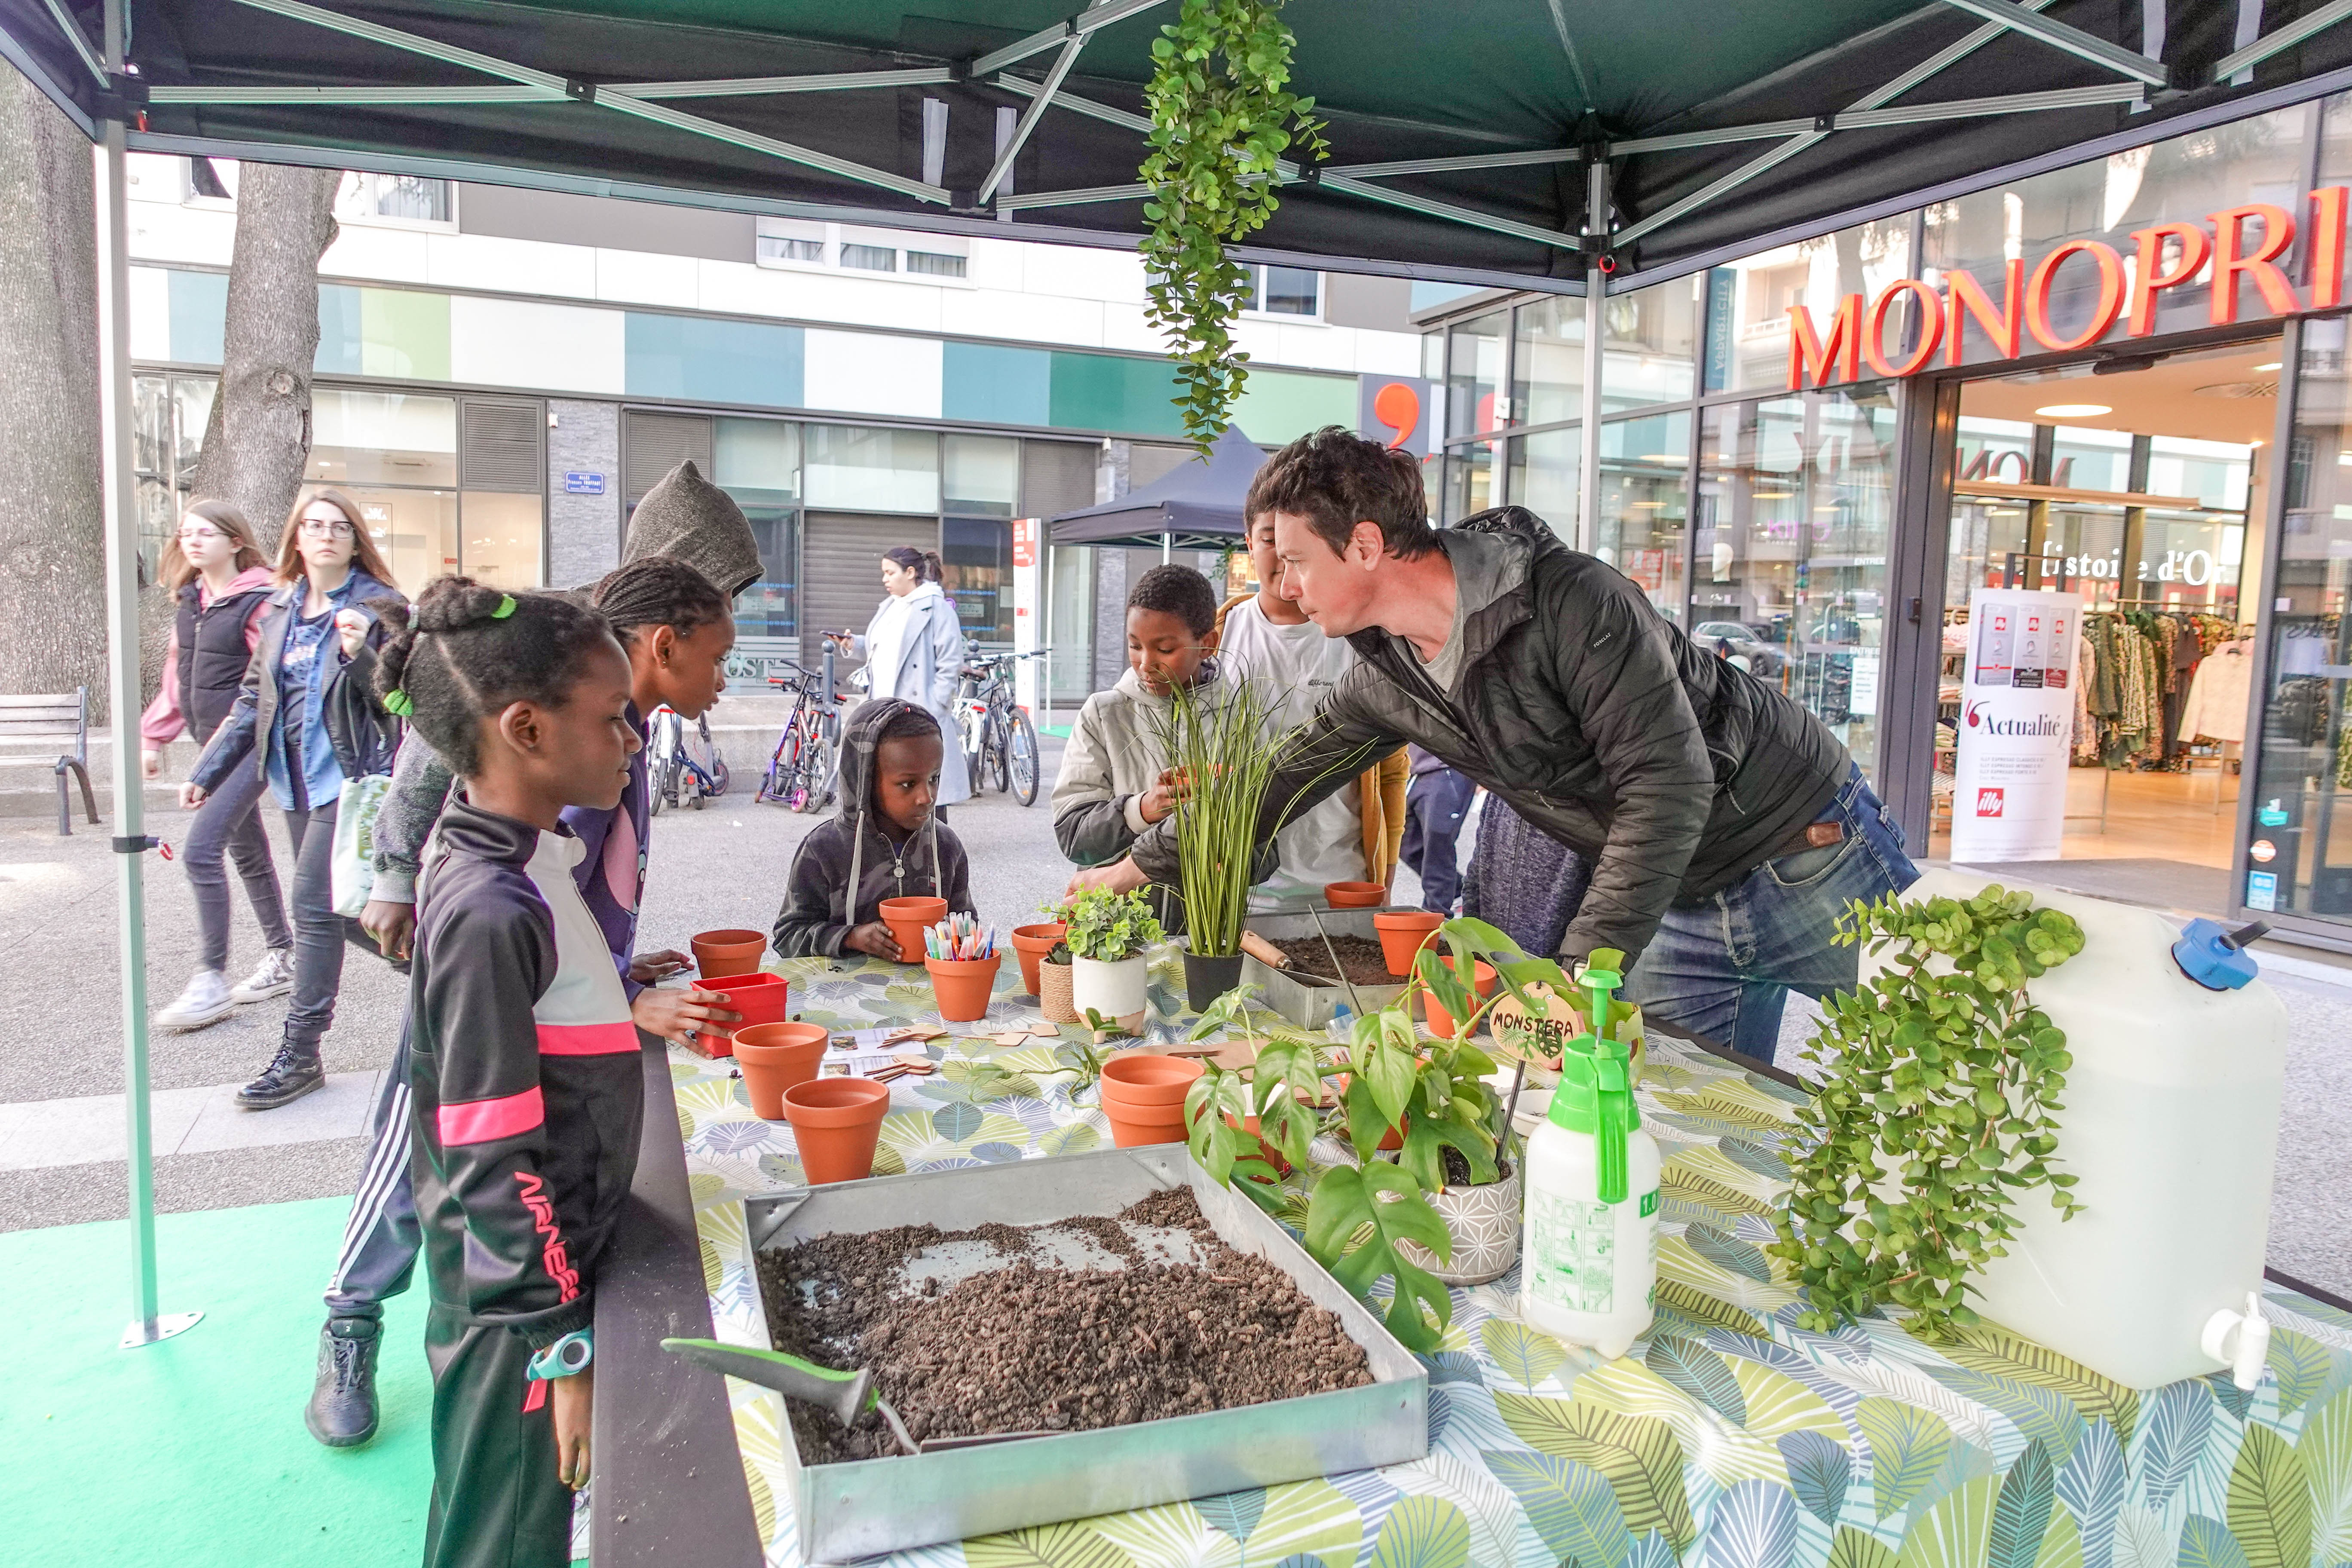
773, 698, 974, 960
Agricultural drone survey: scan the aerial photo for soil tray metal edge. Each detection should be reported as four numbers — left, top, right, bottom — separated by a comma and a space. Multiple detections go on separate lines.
1241, 907, 1409, 1029
725, 1145, 1430, 1565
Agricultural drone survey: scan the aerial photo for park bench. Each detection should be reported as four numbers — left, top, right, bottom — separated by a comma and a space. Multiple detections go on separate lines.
0, 689, 101, 836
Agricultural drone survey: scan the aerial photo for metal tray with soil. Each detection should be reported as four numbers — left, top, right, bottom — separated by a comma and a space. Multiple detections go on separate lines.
732, 1145, 1429, 1563
1238, 908, 1408, 1028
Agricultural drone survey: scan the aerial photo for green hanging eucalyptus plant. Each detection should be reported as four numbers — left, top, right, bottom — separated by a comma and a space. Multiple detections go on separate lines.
1140, 0, 1328, 452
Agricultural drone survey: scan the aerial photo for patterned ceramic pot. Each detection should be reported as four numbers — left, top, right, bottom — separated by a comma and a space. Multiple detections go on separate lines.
1399, 1164, 1522, 1285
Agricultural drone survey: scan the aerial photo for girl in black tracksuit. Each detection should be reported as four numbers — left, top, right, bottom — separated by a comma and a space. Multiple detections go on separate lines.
374, 578, 646, 1568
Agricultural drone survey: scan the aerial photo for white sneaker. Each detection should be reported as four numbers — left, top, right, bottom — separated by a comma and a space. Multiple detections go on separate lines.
156, 969, 235, 1031
229, 946, 297, 1004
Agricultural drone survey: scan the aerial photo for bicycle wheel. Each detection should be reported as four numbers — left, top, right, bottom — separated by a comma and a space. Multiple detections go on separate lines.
1008, 709, 1040, 806
649, 753, 674, 816
987, 716, 1011, 794
802, 717, 841, 813
760, 726, 803, 806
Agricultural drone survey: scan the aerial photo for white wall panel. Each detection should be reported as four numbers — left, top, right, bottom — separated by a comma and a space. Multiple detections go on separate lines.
449, 295, 625, 394
802, 329, 942, 418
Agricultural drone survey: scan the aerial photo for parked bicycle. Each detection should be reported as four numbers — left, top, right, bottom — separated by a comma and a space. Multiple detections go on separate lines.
756, 648, 845, 814
647, 704, 727, 815
953, 647, 1047, 807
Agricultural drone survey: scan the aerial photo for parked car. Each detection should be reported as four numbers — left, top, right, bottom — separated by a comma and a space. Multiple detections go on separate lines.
1691, 621, 1787, 674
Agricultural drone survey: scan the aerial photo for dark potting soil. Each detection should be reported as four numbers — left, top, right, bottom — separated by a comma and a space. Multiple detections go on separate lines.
756, 1187, 1374, 1462
1268, 933, 1395, 988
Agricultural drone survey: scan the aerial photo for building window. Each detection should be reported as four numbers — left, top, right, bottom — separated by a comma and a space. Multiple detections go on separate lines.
840, 244, 898, 273
1247, 264, 1320, 318
754, 220, 971, 285
337, 172, 456, 230
186, 156, 233, 204
906, 250, 968, 279
759, 236, 826, 264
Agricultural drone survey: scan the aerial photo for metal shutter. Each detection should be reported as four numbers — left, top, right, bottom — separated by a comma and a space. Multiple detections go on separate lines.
1020, 438, 1096, 520
460, 398, 544, 492
800, 511, 935, 670
622, 410, 713, 504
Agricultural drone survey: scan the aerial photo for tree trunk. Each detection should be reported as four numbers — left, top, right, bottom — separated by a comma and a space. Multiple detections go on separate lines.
189, 162, 340, 552
0, 69, 104, 709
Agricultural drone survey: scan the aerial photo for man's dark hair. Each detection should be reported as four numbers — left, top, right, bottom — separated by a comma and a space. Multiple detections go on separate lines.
1127, 564, 1218, 637
1245, 425, 1437, 560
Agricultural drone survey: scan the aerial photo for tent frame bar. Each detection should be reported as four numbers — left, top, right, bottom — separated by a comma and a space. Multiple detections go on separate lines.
980, 2, 1104, 205
970, 0, 1172, 77
1936, 0, 2171, 86
2214, 0, 2352, 80
149, 67, 962, 106
39, 0, 103, 86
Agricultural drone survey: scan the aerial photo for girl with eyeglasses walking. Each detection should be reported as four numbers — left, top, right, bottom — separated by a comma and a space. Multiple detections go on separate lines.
187, 489, 407, 1109
145, 501, 297, 1030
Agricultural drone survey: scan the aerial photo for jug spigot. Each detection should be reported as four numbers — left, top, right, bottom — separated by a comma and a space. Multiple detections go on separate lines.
2199, 1291, 2271, 1392
1577, 946, 1626, 1041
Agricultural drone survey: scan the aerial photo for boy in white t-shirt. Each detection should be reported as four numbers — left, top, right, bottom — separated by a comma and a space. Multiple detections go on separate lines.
1214, 509, 1407, 910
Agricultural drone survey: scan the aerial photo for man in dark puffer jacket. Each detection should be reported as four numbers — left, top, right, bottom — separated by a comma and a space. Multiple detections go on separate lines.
1076, 426, 1917, 1061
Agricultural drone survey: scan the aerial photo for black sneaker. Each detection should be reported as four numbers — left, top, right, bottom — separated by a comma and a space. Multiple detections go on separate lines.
305, 1317, 381, 1448
236, 1042, 324, 1110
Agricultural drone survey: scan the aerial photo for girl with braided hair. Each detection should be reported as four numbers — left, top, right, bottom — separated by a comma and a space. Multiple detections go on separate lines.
307, 556, 741, 1452
373, 579, 642, 1568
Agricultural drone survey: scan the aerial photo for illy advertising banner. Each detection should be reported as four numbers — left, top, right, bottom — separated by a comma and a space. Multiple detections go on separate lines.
1951, 588, 2081, 863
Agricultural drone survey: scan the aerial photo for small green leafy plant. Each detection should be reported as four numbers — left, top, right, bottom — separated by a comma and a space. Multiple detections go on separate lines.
1767, 885, 2086, 1340
1184, 919, 1568, 1351
1139, 0, 1328, 451
1055, 887, 1164, 963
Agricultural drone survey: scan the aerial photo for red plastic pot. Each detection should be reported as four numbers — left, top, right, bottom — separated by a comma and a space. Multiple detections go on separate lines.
1372, 910, 1443, 976
878, 897, 947, 964
693, 970, 790, 1056
1009, 922, 1066, 996
783, 1075, 893, 1184
1324, 881, 1384, 909
1422, 957, 1497, 1040
925, 952, 1002, 1023
692, 928, 766, 979
732, 1021, 828, 1119
1097, 1053, 1204, 1148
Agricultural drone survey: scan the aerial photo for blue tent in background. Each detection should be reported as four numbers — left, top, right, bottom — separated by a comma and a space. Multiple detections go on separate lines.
1049, 426, 1266, 551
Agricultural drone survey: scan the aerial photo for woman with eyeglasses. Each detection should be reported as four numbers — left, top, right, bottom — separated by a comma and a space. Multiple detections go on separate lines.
187, 488, 406, 1110
144, 501, 297, 1031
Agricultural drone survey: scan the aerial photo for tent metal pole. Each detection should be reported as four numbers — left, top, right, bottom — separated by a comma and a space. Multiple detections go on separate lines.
1578, 161, 1607, 557
2214, 0, 2352, 80
1162, 531, 1172, 565
970, 0, 1170, 77
979, 2, 1099, 206
98, 0, 199, 1352
1937, 0, 2170, 85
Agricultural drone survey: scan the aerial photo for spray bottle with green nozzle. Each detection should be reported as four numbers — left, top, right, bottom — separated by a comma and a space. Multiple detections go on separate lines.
1521, 948, 1660, 1358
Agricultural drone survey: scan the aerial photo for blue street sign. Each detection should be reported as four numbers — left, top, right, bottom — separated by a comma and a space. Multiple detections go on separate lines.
564, 472, 606, 495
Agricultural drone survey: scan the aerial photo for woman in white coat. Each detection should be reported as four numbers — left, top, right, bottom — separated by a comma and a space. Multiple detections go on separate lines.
827, 547, 971, 806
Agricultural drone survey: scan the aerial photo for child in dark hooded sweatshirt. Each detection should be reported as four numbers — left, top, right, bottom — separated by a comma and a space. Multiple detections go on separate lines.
773, 698, 974, 960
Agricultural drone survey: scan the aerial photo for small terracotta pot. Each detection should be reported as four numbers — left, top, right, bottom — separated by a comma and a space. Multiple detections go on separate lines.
1097, 1053, 1203, 1148
878, 897, 947, 964
691, 970, 790, 1057
1372, 910, 1443, 976
1332, 1070, 1410, 1150
1229, 1113, 1291, 1175
1422, 957, 1497, 1039
926, 952, 1002, 1023
782, 1075, 892, 1184
691, 928, 766, 979
1038, 958, 1080, 1023
1010, 923, 1066, 996
1324, 880, 1384, 909
732, 1020, 828, 1119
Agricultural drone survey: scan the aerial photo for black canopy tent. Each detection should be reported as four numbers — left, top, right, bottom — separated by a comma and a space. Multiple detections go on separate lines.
1050, 424, 1268, 552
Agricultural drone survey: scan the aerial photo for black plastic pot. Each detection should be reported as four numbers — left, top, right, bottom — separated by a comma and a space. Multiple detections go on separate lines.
1182, 950, 1246, 1013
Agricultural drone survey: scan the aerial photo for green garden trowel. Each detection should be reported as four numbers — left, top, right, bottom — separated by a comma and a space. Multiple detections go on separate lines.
661, 1338, 923, 1456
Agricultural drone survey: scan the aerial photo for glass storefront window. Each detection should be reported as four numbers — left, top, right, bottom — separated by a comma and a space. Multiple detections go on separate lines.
714, 417, 801, 502
308, 389, 458, 487
1708, 218, 1914, 395
710, 418, 801, 676
805, 424, 939, 512
1046, 543, 1095, 706
335, 485, 457, 592
2051, 427, 2131, 493
2148, 437, 2252, 511
943, 517, 1013, 647
1512, 297, 1583, 428
1697, 388, 1896, 767
457, 492, 542, 588
1506, 425, 1579, 543
1600, 275, 1698, 412
2137, 509, 2244, 613
1445, 312, 1506, 438
1442, 443, 1494, 523
1595, 412, 1690, 623
943, 435, 1019, 517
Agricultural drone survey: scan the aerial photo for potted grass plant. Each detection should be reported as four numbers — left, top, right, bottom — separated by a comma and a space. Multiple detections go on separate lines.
1183, 918, 1567, 1348
1056, 886, 1164, 1030
1156, 677, 1281, 1010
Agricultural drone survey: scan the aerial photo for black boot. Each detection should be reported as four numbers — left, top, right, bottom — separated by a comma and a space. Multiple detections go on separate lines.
237, 1040, 323, 1110
306, 1317, 381, 1447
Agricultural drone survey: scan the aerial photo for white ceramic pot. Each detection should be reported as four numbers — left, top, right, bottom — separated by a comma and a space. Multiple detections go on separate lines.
1398, 1164, 1523, 1285
1070, 952, 1149, 1023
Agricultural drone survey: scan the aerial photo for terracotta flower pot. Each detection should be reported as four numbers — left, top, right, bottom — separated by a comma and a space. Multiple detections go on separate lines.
1324, 880, 1384, 909
926, 952, 1002, 1023
1397, 1164, 1523, 1285
1229, 1113, 1291, 1175
782, 1075, 892, 1184
1372, 910, 1443, 976
878, 897, 947, 964
691, 928, 766, 979
1038, 957, 1080, 1023
732, 1020, 829, 1119
692, 970, 790, 1057
1422, 957, 1497, 1039
1010, 923, 1066, 996
1097, 1053, 1203, 1148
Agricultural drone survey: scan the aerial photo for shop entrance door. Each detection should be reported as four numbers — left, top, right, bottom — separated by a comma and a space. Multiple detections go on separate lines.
801, 511, 938, 673
1925, 339, 2277, 916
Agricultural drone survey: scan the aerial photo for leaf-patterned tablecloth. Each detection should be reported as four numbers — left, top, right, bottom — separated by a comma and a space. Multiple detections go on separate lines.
671, 952, 2352, 1568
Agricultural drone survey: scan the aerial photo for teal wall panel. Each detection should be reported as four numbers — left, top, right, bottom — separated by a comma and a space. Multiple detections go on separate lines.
626, 312, 802, 407
314, 284, 363, 376
1047, 352, 1188, 439
166, 270, 226, 365
943, 340, 1050, 426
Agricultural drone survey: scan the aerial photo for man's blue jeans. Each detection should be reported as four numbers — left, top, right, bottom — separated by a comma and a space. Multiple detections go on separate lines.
1623, 765, 1917, 1063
